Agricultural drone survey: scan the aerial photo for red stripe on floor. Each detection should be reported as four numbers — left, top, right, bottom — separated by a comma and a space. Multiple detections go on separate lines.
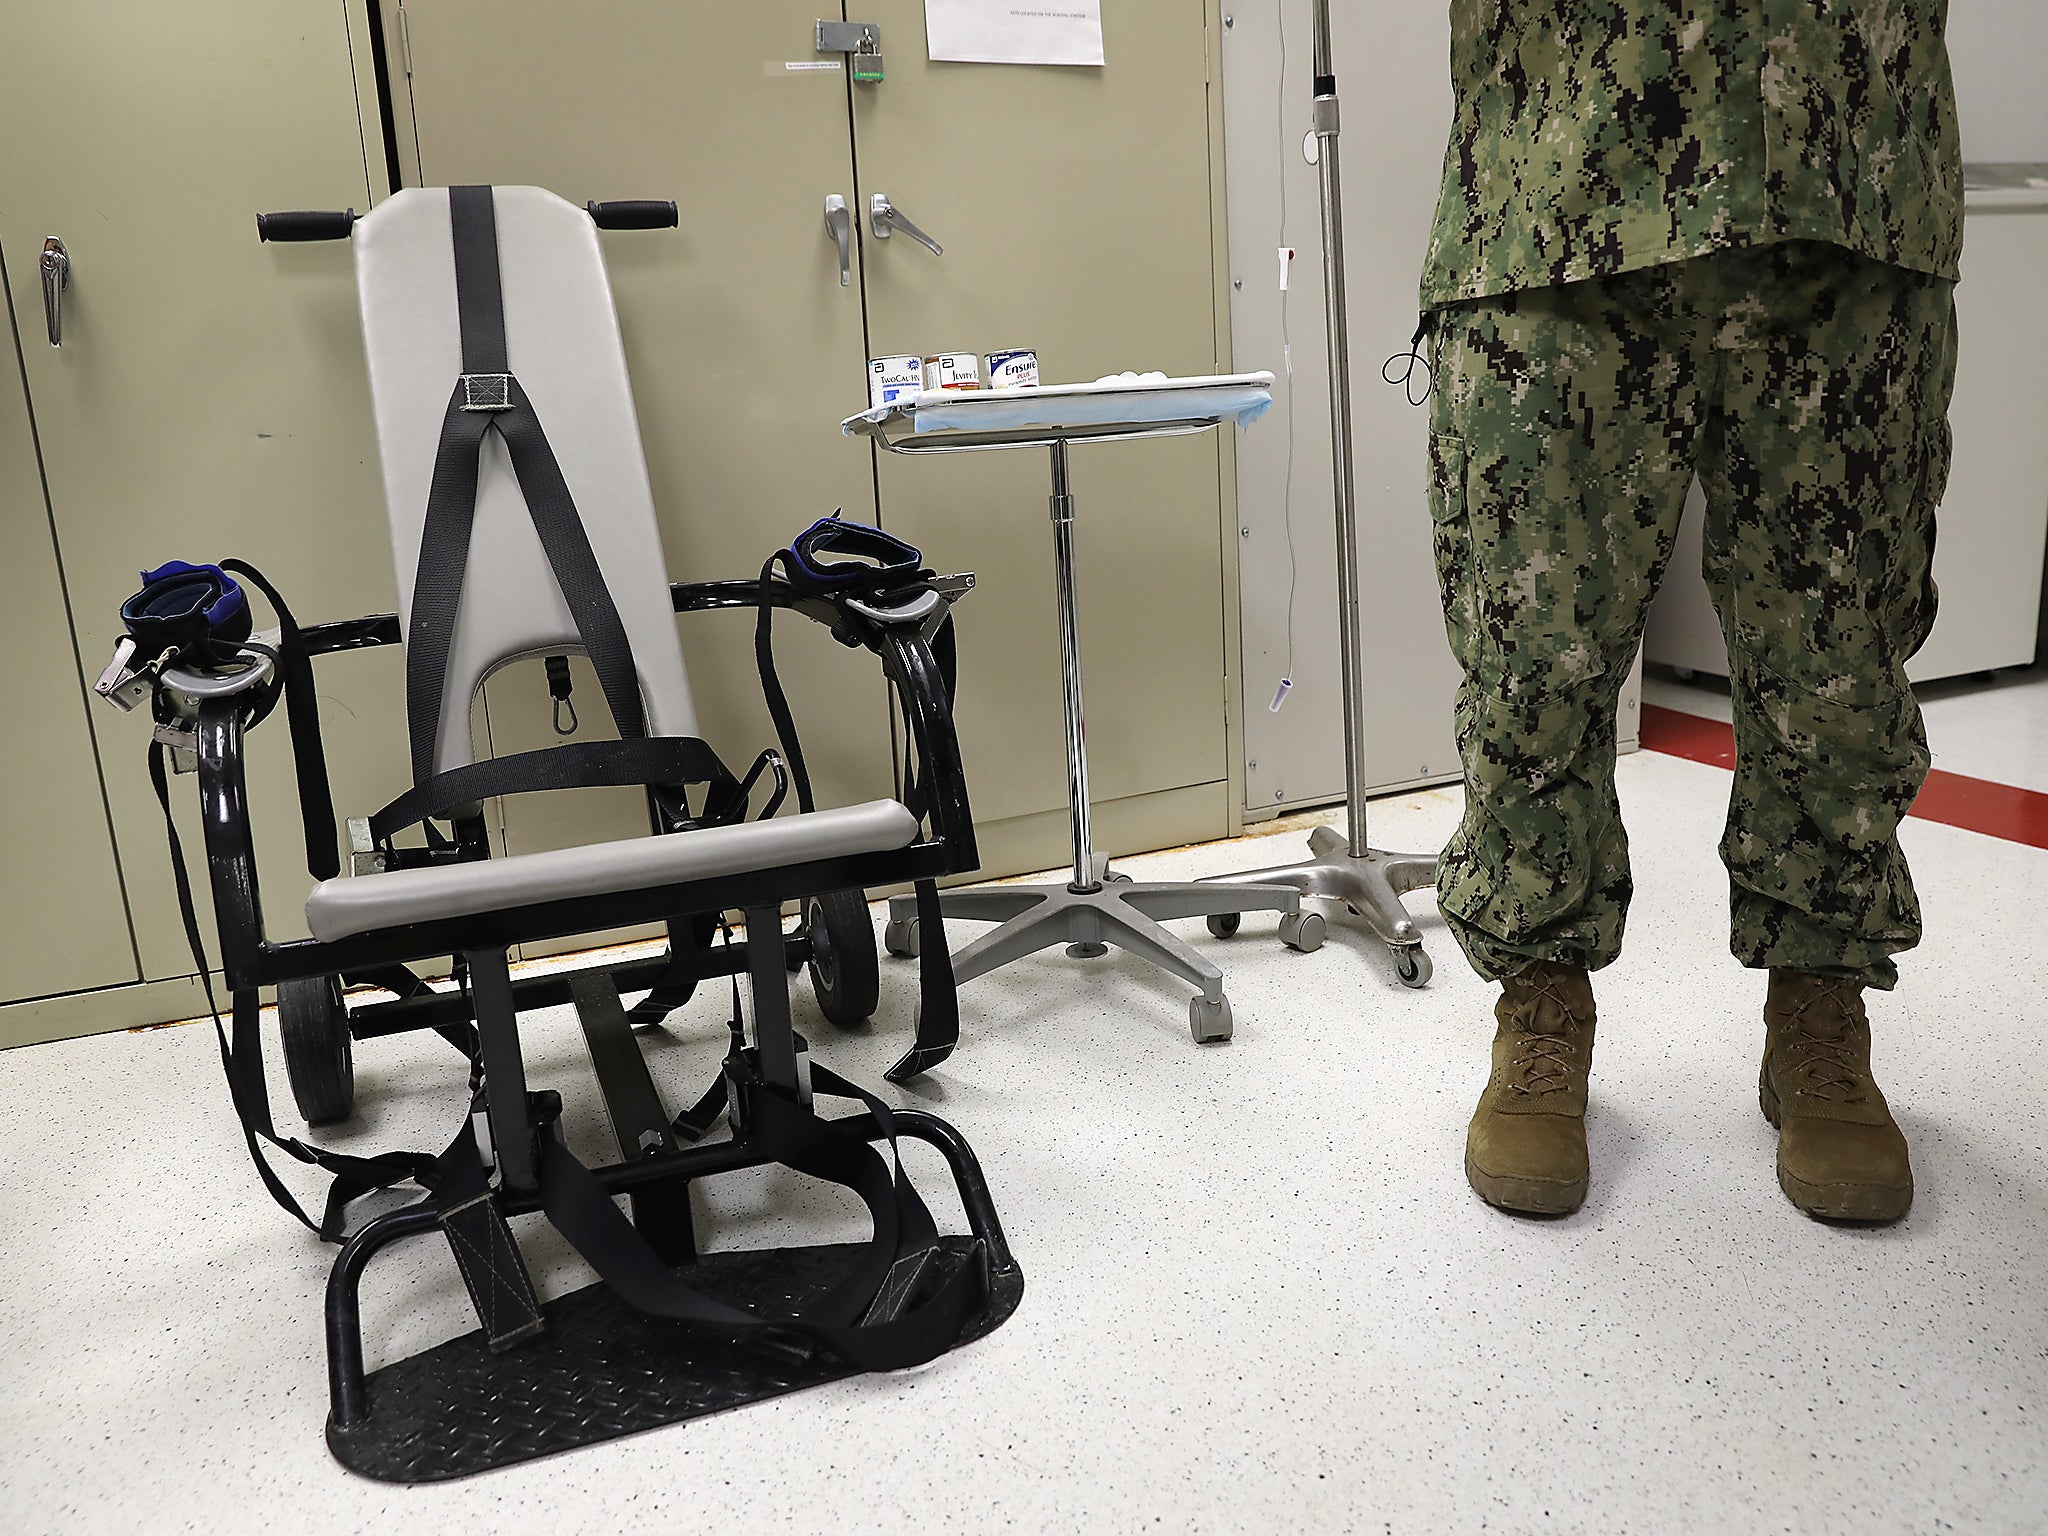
1640, 703, 2048, 851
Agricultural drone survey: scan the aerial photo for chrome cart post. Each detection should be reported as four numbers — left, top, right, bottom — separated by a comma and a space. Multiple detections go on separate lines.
1048, 437, 1098, 899
1202, 0, 1441, 987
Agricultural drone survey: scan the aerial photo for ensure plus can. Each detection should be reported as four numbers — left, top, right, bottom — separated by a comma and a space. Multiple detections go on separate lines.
868, 355, 923, 410
922, 352, 982, 391
985, 348, 1040, 390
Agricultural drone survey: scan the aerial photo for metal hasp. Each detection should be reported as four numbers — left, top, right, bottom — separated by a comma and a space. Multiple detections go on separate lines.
816, 19, 884, 82
1201, 0, 1440, 987
39, 236, 69, 347
872, 427, 1301, 1044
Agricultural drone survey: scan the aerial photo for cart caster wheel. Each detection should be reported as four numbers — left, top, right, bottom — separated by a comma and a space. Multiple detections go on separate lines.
1393, 945, 1433, 988
806, 889, 880, 1028
278, 974, 353, 1125
1189, 993, 1234, 1043
1278, 910, 1327, 953
1205, 911, 1242, 939
883, 917, 920, 959
1104, 869, 1133, 885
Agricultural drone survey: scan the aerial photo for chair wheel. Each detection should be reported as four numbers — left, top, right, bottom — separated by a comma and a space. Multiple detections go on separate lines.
278, 974, 353, 1125
1189, 993, 1234, 1044
883, 917, 920, 958
806, 889, 880, 1028
1205, 911, 1242, 939
1394, 944, 1433, 988
1278, 910, 1327, 953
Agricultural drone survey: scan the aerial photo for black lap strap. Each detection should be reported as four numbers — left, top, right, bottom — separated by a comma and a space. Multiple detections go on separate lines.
149, 741, 442, 1240
370, 736, 735, 844
886, 878, 960, 1084
405, 184, 649, 786
539, 1064, 982, 1370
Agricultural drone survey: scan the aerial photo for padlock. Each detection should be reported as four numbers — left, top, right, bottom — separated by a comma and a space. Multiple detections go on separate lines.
852, 34, 884, 83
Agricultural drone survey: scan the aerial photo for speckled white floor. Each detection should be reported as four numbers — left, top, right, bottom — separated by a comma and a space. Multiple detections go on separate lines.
3, 745, 2044, 1534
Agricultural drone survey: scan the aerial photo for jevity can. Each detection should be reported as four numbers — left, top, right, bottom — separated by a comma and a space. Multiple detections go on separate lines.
869, 355, 923, 409
922, 352, 981, 391
985, 349, 1039, 389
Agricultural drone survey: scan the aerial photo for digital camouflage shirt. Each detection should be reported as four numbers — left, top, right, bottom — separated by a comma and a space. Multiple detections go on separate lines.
1420, 1, 1964, 307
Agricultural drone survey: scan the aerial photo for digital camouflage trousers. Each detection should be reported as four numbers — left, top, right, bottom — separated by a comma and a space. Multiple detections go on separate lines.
1426, 241, 1958, 988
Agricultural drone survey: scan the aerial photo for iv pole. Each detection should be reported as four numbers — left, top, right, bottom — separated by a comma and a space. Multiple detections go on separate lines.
1205, 0, 1440, 987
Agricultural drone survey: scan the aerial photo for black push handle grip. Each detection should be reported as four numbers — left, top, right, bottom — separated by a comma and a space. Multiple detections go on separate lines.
586, 199, 679, 231
256, 209, 359, 243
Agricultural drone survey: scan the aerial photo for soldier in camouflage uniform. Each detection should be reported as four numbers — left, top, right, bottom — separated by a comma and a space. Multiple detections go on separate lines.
1419, 2, 1962, 1222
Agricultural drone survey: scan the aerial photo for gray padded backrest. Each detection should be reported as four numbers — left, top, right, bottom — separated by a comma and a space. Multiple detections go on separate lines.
353, 185, 695, 775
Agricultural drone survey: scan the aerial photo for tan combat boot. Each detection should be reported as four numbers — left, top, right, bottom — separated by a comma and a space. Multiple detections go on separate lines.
1465, 963, 1597, 1214
1760, 971, 1913, 1222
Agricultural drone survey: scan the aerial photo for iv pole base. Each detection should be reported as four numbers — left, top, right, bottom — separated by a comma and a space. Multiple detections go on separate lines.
1201, 824, 1439, 987
887, 866, 1302, 1043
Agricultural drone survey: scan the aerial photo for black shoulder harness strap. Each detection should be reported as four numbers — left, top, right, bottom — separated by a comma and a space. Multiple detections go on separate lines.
405, 184, 649, 788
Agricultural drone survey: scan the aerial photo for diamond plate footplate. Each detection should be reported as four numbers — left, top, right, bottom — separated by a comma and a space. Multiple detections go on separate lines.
326, 1236, 1023, 1483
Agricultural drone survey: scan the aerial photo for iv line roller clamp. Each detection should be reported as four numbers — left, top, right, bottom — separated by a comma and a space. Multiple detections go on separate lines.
843, 374, 1307, 1046
1201, 0, 1440, 988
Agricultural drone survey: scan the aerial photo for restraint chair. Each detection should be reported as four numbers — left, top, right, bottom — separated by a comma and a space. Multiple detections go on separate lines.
101, 186, 1018, 1482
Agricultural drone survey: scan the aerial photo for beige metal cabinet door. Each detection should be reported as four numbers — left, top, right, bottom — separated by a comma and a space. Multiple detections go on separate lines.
0, 261, 137, 1001
388, 0, 893, 888
850, 2, 1234, 871
0, 2, 396, 980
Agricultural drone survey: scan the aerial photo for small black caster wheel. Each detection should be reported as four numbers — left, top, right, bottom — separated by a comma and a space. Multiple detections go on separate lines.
1205, 911, 1242, 939
806, 889, 880, 1028
883, 916, 920, 958
278, 974, 353, 1125
1278, 910, 1327, 953
1393, 945, 1433, 989
1189, 993, 1234, 1043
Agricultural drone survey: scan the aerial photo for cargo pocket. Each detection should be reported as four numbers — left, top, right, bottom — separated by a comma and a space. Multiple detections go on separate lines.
1427, 431, 1481, 675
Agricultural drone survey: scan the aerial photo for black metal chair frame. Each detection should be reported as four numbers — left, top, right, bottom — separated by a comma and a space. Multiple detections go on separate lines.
188, 573, 1016, 1473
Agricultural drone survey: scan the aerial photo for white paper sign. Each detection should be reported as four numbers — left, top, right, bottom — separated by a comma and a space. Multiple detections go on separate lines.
924, 0, 1106, 67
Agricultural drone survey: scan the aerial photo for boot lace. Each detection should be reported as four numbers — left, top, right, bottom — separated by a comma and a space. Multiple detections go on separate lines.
1784, 978, 1869, 1104
1506, 975, 1582, 1097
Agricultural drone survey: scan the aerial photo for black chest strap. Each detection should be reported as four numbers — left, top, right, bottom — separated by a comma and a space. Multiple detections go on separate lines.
406, 184, 649, 786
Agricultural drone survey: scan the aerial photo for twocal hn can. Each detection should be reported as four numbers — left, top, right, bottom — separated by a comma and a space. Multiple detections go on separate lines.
922, 352, 982, 391
985, 349, 1039, 390
868, 355, 923, 410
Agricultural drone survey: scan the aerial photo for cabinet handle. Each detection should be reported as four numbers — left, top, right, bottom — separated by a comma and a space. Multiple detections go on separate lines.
868, 193, 943, 258
39, 236, 69, 347
824, 194, 853, 286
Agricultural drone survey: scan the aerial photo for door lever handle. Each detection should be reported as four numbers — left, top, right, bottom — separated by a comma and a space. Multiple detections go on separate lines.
869, 193, 942, 257
824, 194, 852, 286
40, 236, 70, 347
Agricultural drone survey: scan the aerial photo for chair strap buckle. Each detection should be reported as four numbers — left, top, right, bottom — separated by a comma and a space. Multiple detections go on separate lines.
460, 373, 513, 411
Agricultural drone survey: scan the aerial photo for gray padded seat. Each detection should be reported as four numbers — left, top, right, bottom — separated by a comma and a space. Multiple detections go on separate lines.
305, 798, 919, 942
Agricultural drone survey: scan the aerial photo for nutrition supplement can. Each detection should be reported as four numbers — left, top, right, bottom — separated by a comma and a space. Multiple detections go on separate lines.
868, 355, 923, 409
985, 349, 1040, 389
922, 352, 982, 391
